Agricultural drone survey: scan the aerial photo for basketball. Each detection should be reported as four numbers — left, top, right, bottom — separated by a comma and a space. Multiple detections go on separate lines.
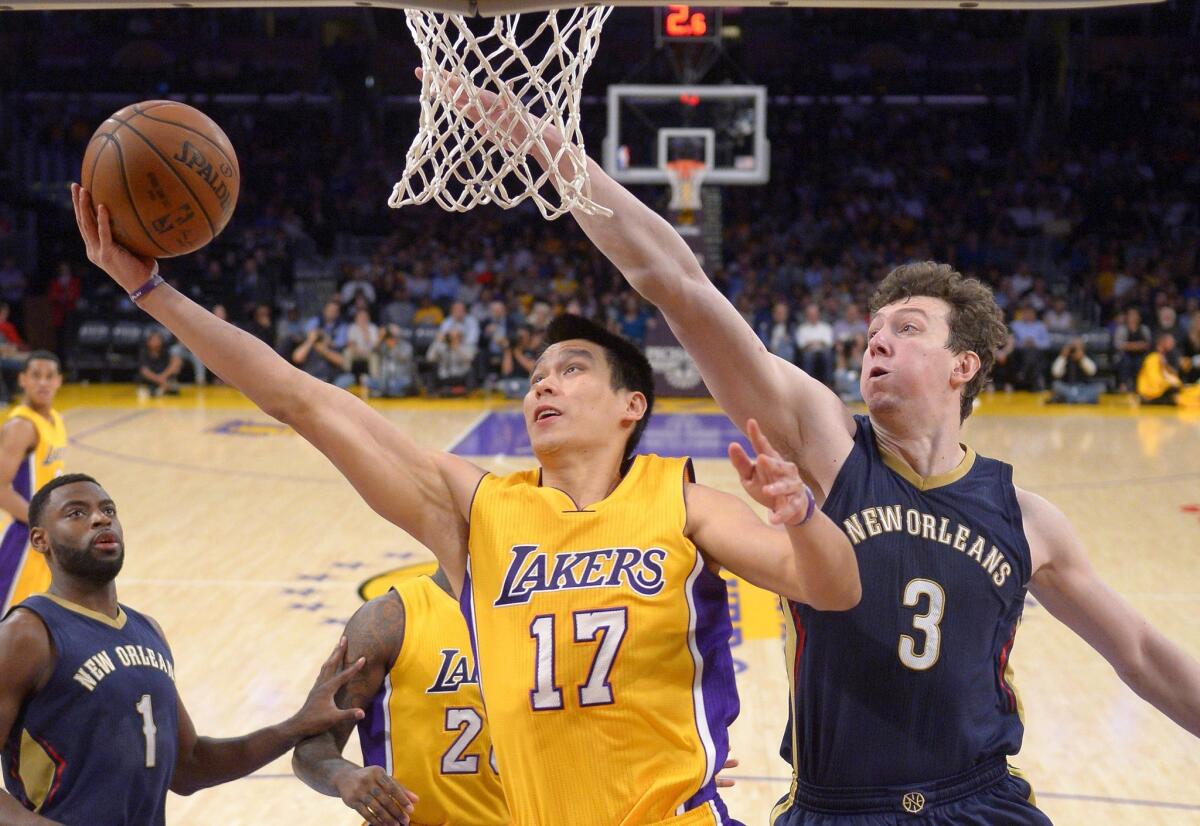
80, 100, 240, 259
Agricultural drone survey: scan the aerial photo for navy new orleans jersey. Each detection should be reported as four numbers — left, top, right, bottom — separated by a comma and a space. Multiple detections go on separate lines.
776, 415, 1033, 808
2, 594, 179, 825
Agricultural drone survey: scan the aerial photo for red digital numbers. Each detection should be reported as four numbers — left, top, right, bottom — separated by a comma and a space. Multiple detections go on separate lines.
664, 5, 708, 38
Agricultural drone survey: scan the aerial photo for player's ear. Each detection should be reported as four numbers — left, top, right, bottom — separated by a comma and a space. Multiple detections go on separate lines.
29, 527, 49, 556
951, 350, 981, 390
623, 390, 647, 423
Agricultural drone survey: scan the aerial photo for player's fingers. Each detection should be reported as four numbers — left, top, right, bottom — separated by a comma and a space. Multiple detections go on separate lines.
317, 637, 348, 681
95, 204, 116, 257
329, 657, 366, 690
380, 775, 417, 811
727, 442, 754, 480
353, 800, 386, 826
722, 757, 740, 769
368, 782, 411, 822
747, 418, 780, 459
74, 185, 101, 253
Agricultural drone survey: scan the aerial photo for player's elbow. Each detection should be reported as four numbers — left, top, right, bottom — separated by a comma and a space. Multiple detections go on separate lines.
169, 772, 202, 797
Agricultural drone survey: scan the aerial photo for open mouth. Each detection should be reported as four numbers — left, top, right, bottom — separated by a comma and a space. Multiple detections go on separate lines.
868, 367, 890, 379
92, 532, 120, 551
534, 407, 561, 423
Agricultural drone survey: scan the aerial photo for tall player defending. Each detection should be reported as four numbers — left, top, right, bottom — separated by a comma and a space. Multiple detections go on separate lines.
456, 90, 1200, 820
0, 475, 368, 825
0, 352, 66, 614
73, 183, 859, 826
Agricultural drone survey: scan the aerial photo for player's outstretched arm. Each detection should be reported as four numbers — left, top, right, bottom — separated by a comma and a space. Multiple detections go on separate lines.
685, 420, 861, 611
171, 637, 368, 796
428, 72, 854, 489
293, 594, 419, 826
72, 184, 482, 581
1023, 489, 1200, 737
0, 611, 62, 825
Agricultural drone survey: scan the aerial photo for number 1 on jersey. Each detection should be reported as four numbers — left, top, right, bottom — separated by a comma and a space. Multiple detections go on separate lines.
529, 609, 627, 711
135, 694, 157, 768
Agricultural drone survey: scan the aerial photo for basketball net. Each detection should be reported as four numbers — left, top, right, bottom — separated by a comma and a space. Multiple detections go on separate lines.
390, 7, 613, 220
665, 159, 707, 214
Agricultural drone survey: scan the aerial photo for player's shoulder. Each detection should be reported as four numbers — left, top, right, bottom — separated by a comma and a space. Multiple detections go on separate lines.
0, 607, 54, 687
1015, 486, 1081, 573
0, 411, 38, 443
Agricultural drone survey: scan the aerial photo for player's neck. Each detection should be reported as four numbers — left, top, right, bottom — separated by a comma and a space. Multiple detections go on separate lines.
21, 397, 54, 418
872, 410, 965, 479
539, 449, 625, 511
49, 581, 120, 620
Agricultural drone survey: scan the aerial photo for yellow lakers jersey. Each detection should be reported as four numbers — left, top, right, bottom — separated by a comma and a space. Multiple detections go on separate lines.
1, 405, 66, 611
465, 454, 738, 826
356, 577, 507, 826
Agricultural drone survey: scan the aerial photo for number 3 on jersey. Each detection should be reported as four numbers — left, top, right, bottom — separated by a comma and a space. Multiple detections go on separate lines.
899, 578, 945, 671
530, 609, 627, 710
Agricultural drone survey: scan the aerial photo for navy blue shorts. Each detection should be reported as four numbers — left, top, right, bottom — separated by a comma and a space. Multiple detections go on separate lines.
771, 757, 1052, 825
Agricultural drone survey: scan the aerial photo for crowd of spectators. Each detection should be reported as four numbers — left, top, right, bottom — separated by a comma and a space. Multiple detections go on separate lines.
2, 7, 1199, 405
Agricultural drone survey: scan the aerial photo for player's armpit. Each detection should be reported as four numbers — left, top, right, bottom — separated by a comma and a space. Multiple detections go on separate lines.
1024, 488, 1200, 737
684, 483, 860, 611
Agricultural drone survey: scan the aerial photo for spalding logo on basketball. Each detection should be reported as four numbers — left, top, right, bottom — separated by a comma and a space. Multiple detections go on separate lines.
81, 100, 240, 259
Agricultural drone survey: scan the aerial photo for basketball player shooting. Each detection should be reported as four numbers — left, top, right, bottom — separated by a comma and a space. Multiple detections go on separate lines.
72, 182, 859, 826
445, 82, 1200, 823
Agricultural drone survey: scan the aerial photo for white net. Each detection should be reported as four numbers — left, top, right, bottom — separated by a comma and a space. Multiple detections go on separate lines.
390, 6, 613, 220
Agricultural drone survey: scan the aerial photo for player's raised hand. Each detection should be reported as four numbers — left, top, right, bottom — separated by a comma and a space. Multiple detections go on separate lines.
413, 67, 561, 158
728, 419, 815, 527
292, 637, 367, 737
334, 764, 420, 826
71, 183, 156, 294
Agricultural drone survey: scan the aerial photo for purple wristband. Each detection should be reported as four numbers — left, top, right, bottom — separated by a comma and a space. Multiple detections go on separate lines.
129, 264, 163, 303
788, 485, 817, 528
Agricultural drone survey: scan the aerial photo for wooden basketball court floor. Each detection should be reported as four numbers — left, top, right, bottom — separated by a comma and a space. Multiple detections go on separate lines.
12, 384, 1199, 825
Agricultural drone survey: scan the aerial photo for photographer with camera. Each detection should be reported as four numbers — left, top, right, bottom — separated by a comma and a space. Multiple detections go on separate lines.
1048, 337, 1104, 404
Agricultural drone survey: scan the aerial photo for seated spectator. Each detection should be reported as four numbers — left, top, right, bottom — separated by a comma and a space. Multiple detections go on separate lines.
1049, 338, 1104, 405
1008, 305, 1052, 391
614, 294, 655, 348
795, 303, 834, 386
138, 330, 182, 397
368, 324, 416, 398
344, 308, 380, 383
832, 303, 868, 364
438, 300, 481, 348
426, 328, 477, 395
497, 326, 541, 400
1180, 311, 1200, 384
1042, 297, 1075, 335
245, 303, 275, 347
412, 295, 445, 328
382, 287, 416, 329
339, 266, 376, 308
759, 301, 796, 364
276, 301, 306, 354
1136, 333, 1200, 406
292, 328, 350, 386
481, 299, 512, 384
0, 302, 25, 353
305, 299, 348, 350
1112, 307, 1152, 392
